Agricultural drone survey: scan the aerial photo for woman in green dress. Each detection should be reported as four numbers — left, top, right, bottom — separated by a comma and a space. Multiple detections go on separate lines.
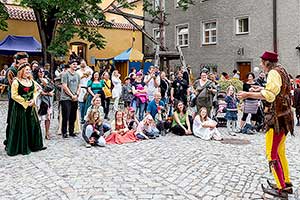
7, 63, 46, 156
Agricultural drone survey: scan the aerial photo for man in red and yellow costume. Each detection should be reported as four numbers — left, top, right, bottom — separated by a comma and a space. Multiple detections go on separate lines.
238, 51, 294, 198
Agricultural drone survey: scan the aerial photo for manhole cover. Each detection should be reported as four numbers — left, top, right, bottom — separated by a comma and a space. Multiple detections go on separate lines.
221, 138, 251, 145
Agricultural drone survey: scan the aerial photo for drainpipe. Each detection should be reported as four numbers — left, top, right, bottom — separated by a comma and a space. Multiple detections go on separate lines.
273, 0, 278, 53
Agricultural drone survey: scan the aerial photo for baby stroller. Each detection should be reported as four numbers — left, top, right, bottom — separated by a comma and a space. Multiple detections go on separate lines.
212, 91, 227, 127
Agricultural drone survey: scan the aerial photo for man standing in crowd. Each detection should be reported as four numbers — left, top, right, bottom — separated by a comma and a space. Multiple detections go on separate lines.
237, 51, 294, 198
60, 59, 80, 138
170, 70, 189, 106
144, 66, 160, 101
77, 59, 93, 124
4, 52, 29, 149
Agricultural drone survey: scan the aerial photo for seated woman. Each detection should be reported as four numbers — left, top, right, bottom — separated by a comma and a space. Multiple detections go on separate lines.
85, 95, 110, 132
105, 111, 138, 144
193, 107, 223, 141
171, 101, 192, 136
136, 114, 160, 140
126, 107, 139, 131
82, 109, 106, 147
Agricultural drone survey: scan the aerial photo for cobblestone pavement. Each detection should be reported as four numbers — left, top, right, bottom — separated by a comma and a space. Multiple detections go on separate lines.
0, 101, 299, 200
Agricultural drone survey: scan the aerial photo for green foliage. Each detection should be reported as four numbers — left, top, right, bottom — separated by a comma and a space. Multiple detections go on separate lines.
218, 78, 243, 93
0, 2, 9, 31
20, 0, 131, 58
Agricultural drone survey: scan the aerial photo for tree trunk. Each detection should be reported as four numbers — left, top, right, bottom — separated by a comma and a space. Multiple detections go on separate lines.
33, 8, 58, 79
33, 9, 47, 65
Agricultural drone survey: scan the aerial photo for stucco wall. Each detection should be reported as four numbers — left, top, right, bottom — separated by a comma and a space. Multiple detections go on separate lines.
0, 19, 142, 67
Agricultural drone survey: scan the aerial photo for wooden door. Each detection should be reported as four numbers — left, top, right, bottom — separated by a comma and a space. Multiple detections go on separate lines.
115, 61, 128, 82
237, 62, 251, 82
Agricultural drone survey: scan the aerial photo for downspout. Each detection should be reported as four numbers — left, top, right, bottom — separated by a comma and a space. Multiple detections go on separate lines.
273, 0, 278, 53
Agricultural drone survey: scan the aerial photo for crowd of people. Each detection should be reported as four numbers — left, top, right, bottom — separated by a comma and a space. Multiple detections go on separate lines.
1, 50, 296, 198
2, 51, 300, 152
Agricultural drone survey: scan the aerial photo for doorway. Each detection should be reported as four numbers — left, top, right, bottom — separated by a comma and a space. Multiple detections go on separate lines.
70, 42, 87, 61
237, 62, 251, 82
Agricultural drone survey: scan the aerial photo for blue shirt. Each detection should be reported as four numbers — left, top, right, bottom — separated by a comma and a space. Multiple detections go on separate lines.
147, 99, 165, 119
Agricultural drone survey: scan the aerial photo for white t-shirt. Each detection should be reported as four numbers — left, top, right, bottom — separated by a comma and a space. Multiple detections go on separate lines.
77, 66, 93, 102
144, 74, 160, 101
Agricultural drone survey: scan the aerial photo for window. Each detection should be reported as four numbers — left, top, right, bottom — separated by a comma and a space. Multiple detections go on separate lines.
202, 21, 217, 45
176, 25, 189, 47
236, 17, 249, 34
153, 0, 165, 11
153, 28, 160, 49
153, 28, 160, 42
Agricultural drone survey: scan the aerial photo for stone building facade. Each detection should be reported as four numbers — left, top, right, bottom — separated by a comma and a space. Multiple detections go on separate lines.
144, 0, 300, 80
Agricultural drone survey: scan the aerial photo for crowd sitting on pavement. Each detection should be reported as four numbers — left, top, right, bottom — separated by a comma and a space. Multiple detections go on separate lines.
2, 51, 300, 155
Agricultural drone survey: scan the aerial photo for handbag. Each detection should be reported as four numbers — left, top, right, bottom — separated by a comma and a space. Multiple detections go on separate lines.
243, 99, 259, 114
102, 80, 112, 98
38, 101, 48, 116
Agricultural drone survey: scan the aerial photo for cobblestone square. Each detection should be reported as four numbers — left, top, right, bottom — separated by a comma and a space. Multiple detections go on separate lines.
0, 101, 299, 200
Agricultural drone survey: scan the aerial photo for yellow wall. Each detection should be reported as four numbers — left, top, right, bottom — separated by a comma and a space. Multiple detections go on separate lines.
0, 20, 40, 42
104, 0, 144, 26
0, 19, 142, 67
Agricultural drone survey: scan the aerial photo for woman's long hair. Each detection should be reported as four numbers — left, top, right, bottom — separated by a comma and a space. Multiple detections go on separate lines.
174, 100, 187, 114
32, 66, 44, 82
87, 109, 102, 125
17, 63, 33, 80
90, 71, 99, 83
114, 111, 124, 128
199, 107, 208, 122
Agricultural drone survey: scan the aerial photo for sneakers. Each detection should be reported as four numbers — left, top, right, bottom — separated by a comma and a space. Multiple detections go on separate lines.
85, 143, 92, 148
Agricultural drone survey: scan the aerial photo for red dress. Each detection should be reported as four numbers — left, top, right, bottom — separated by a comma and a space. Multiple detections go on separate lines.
105, 122, 138, 144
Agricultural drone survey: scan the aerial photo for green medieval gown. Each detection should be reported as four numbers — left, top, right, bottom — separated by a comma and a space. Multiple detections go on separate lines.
7, 80, 44, 156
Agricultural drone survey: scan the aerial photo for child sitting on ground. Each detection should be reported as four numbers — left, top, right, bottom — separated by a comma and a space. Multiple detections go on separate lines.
82, 109, 106, 148
136, 115, 160, 139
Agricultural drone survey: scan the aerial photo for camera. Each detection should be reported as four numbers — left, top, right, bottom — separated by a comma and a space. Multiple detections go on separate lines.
155, 71, 160, 77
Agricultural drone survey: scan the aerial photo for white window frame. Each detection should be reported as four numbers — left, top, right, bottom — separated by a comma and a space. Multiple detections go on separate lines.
236, 16, 250, 35
202, 21, 217, 45
176, 24, 189, 48
153, 28, 160, 50
154, 0, 165, 11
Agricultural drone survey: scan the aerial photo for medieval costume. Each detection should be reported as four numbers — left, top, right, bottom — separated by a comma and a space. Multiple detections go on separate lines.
7, 77, 45, 156
4, 52, 29, 149
261, 63, 294, 197
238, 51, 294, 198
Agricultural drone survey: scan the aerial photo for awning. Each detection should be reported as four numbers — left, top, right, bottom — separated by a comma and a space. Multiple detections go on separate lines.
114, 47, 143, 62
0, 35, 42, 55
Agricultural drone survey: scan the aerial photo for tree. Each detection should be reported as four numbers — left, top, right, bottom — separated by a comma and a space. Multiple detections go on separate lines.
142, 0, 194, 69
20, 0, 131, 74
0, 1, 9, 31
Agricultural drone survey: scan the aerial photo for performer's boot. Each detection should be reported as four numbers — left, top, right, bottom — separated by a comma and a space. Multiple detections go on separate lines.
261, 184, 288, 199
267, 180, 293, 194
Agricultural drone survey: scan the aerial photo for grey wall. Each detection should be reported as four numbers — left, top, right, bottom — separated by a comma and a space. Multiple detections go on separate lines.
277, 0, 300, 75
144, 0, 300, 76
